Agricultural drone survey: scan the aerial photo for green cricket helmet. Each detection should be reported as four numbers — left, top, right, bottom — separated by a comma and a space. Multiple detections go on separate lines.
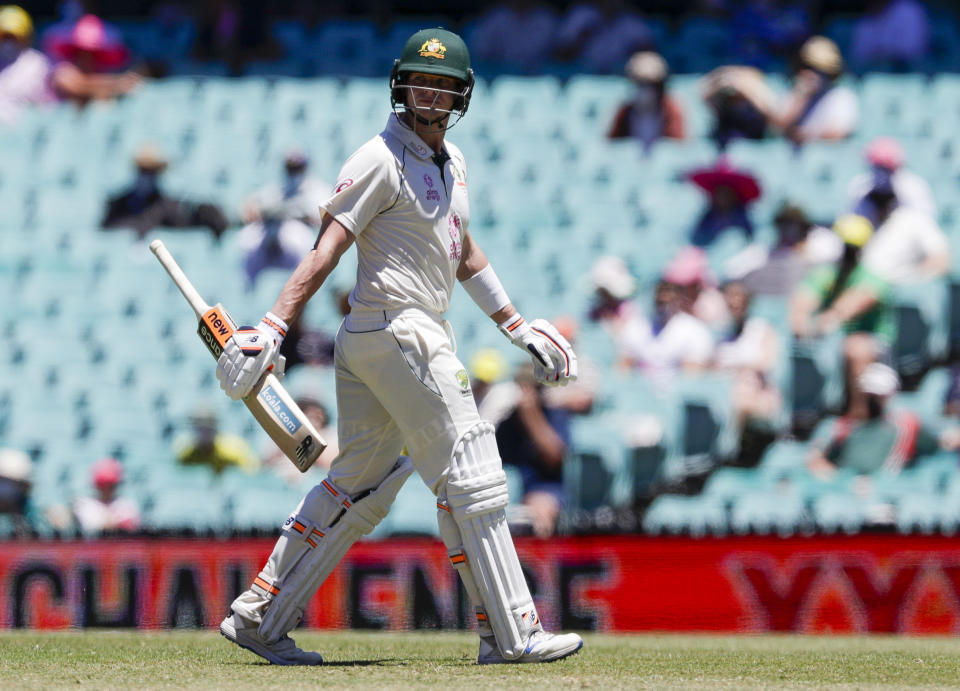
390, 27, 475, 121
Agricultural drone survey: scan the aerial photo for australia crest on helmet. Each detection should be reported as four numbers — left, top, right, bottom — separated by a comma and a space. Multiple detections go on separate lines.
419, 38, 446, 59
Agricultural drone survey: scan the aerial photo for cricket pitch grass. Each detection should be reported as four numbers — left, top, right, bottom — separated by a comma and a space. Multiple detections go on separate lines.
2, 630, 960, 689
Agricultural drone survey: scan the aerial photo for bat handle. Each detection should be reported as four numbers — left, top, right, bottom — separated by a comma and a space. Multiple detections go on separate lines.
149, 239, 210, 317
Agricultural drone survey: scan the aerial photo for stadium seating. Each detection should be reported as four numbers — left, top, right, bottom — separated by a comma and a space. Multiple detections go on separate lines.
5, 67, 960, 536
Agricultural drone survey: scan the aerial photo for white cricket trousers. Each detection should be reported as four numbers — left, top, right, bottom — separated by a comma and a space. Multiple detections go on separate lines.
328, 306, 484, 497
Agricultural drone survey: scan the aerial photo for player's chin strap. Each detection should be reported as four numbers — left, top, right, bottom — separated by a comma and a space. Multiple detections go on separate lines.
440, 421, 542, 659
230, 458, 414, 643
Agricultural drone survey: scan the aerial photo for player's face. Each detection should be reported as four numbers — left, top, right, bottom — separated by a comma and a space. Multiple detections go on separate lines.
405, 72, 458, 116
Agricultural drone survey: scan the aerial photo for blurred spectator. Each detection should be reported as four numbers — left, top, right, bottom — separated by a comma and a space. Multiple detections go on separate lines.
279, 310, 336, 372
714, 281, 782, 434
495, 367, 569, 538
469, 348, 520, 426
238, 206, 315, 288
860, 176, 949, 285
471, 0, 558, 74
687, 158, 760, 247
44, 14, 141, 107
790, 214, 896, 420
0, 448, 32, 535
586, 255, 646, 369
607, 51, 685, 150
729, 0, 812, 70
553, 0, 654, 74
850, 0, 929, 73
770, 36, 858, 145
541, 316, 598, 416
0, 5, 55, 126
702, 65, 774, 147
849, 137, 936, 226
943, 364, 960, 419
663, 246, 729, 327
242, 149, 331, 229
72, 457, 140, 535
262, 397, 338, 485
192, 0, 280, 75
626, 279, 715, 377
807, 363, 938, 480
728, 202, 841, 296
175, 407, 258, 474
101, 144, 229, 239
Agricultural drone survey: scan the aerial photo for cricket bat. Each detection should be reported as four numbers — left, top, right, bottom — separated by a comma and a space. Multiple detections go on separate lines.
149, 239, 326, 472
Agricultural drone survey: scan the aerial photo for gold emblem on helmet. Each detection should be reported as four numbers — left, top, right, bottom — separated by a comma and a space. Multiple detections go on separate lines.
419, 39, 446, 59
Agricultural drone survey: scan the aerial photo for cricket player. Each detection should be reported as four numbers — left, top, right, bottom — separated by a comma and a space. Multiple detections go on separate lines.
217, 28, 582, 666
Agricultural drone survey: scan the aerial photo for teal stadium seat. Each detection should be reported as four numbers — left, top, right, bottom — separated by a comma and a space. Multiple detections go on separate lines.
642, 494, 727, 537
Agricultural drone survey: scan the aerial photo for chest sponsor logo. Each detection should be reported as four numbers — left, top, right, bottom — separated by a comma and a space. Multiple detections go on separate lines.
423, 174, 433, 187
334, 179, 354, 194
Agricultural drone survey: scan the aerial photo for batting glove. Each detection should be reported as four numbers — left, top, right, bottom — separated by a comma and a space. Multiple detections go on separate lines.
216, 313, 288, 401
499, 315, 578, 387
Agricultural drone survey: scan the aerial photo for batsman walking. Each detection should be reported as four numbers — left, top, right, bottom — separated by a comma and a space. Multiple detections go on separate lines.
218, 28, 582, 665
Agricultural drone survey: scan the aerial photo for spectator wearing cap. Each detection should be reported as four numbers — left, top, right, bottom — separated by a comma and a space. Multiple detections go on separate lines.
586, 255, 647, 370
728, 201, 841, 297
469, 348, 520, 427
850, 0, 929, 73
608, 50, 685, 149
72, 457, 141, 535
242, 149, 332, 229
44, 14, 142, 107
849, 136, 936, 225
0, 5, 55, 126
790, 214, 896, 420
769, 36, 859, 144
0, 448, 32, 535
262, 397, 338, 485
175, 407, 258, 475
471, 0, 559, 75
859, 176, 949, 286
663, 246, 729, 328
702, 65, 775, 147
688, 158, 761, 247
101, 144, 229, 239
807, 363, 939, 481
553, 0, 654, 74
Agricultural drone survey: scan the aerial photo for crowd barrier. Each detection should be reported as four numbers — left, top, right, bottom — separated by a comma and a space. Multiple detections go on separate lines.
3, 536, 960, 633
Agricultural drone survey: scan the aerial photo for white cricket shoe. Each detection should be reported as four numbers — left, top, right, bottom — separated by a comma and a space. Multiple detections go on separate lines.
477, 630, 583, 664
220, 612, 323, 666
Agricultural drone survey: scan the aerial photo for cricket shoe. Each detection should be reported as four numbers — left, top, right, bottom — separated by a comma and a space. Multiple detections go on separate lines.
477, 630, 583, 664
220, 612, 323, 665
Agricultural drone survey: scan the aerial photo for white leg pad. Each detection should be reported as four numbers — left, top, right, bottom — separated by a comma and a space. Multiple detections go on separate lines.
445, 422, 541, 659
232, 457, 414, 644
437, 496, 493, 637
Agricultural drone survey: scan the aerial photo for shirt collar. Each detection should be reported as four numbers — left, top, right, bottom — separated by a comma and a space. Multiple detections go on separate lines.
385, 114, 436, 160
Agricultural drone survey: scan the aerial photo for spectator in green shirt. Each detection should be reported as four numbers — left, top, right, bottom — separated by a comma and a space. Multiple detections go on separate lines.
790, 213, 895, 419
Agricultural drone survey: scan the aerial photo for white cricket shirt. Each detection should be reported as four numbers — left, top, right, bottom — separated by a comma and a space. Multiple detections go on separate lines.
319, 115, 470, 315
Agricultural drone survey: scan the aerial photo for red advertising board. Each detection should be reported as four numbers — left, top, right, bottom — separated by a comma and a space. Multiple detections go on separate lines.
3, 535, 960, 632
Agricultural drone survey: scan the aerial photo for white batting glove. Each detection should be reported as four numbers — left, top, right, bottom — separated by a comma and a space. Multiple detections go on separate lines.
216, 313, 288, 401
499, 315, 578, 387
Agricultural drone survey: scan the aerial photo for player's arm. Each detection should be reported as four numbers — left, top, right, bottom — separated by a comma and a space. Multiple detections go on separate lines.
457, 230, 577, 386
217, 215, 354, 400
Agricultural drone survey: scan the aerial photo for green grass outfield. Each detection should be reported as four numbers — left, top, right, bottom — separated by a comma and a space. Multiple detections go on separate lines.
2, 631, 960, 689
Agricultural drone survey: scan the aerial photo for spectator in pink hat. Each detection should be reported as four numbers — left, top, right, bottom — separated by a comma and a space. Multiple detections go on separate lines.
688, 158, 761, 247
663, 246, 729, 328
72, 457, 141, 535
848, 136, 935, 226
44, 14, 141, 106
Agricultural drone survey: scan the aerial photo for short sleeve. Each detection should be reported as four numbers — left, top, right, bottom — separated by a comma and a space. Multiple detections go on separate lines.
318, 143, 397, 236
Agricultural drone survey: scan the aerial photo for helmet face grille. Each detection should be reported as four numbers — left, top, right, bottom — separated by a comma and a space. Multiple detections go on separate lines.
390, 59, 474, 122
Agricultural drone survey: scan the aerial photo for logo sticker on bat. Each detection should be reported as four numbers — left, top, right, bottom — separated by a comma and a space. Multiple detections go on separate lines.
259, 385, 302, 435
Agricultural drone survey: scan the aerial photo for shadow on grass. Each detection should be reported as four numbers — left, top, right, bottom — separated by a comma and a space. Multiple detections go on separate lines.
225, 658, 403, 667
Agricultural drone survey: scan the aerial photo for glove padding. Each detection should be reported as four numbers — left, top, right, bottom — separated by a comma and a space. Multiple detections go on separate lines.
216, 323, 285, 401
500, 316, 578, 387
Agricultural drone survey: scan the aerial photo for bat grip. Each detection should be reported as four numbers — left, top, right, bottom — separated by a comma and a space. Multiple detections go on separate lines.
149, 239, 210, 317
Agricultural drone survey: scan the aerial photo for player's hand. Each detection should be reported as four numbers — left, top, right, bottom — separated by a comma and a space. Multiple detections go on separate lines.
216, 320, 284, 401
500, 316, 578, 387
